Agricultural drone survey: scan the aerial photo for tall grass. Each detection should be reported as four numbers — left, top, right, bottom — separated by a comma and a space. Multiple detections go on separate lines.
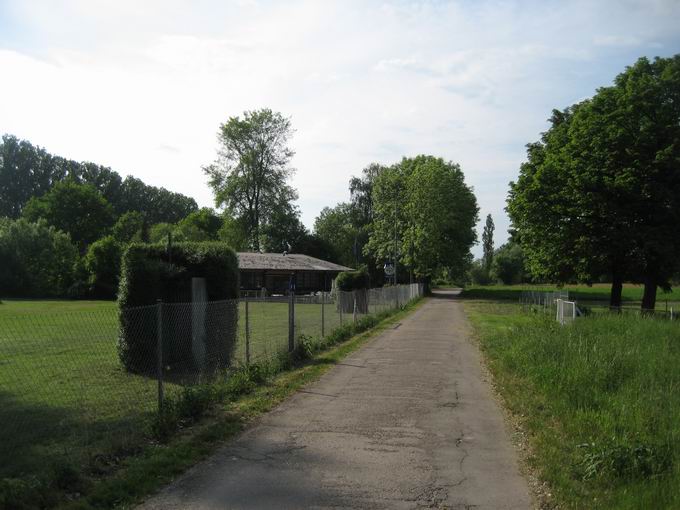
467, 302, 680, 509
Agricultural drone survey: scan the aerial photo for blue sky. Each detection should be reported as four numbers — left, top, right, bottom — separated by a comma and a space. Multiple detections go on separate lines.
1, 0, 679, 257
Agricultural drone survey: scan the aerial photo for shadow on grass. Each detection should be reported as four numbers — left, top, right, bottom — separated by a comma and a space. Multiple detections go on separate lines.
0, 391, 151, 479
0, 391, 83, 478
458, 288, 526, 300
460, 287, 628, 302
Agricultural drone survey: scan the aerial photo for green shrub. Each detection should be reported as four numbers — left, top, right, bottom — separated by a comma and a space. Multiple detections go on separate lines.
335, 269, 369, 291
84, 235, 123, 299
117, 242, 239, 374
0, 218, 78, 297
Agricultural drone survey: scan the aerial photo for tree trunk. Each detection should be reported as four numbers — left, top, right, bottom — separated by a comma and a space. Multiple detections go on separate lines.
609, 274, 623, 311
641, 275, 658, 313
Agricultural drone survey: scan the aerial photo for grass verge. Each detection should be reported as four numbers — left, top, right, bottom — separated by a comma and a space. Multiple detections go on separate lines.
1, 298, 423, 510
464, 299, 680, 509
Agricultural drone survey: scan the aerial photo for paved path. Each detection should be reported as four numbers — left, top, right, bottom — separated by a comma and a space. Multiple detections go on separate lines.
140, 291, 532, 509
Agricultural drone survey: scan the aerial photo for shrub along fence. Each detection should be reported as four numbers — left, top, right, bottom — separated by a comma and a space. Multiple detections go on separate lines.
0, 283, 423, 484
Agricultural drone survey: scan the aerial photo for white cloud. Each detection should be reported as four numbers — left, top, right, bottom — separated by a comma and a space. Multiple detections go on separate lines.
0, 0, 679, 258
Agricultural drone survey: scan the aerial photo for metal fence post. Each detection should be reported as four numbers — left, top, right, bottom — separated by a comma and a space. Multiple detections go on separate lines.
245, 294, 250, 365
353, 291, 357, 324
321, 290, 325, 337
156, 299, 164, 412
339, 292, 344, 326
288, 275, 295, 352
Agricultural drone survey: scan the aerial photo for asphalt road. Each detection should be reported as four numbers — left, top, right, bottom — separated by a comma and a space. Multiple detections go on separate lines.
139, 291, 532, 509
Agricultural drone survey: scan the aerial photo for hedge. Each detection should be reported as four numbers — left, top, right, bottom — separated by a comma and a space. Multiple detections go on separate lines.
336, 269, 369, 313
117, 242, 239, 374
335, 269, 369, 291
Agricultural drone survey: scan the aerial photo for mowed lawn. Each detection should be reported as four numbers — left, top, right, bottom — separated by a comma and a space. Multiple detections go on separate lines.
464, 297, 680, 509
0, 298, 348, 479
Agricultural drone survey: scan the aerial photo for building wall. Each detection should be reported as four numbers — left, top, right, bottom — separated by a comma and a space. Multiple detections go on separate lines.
240, 270, 335, 294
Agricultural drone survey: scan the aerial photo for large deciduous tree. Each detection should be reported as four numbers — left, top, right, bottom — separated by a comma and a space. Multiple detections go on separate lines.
313, 203, 356, 267
22, 181, 115, 251
366, 155, 478, 283
508, 55, 680, 310
204, 109, 297, 251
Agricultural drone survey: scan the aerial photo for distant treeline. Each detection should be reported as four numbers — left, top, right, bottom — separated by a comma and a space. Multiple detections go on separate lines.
0, 134, 198, 224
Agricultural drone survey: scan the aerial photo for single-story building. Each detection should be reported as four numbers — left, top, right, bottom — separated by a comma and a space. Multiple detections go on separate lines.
237, 252, 352, 295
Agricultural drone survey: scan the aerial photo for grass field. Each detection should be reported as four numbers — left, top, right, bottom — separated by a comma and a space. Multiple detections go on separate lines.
460, 283, 680, 310
0, 297, 376, 481
463, 296, 680, 509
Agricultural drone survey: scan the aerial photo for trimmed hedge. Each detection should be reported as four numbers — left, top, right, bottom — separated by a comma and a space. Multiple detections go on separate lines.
336, 269, 369, 313
335, 269, 369, 291
117, 242, 239, 374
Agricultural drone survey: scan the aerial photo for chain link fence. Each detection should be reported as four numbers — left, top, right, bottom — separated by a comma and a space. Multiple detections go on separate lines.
0, 283, 423, 480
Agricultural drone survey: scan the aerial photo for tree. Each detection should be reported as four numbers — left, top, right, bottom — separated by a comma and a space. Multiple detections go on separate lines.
112, 211, 145, 243
508, 55, 680, 310
366, 155, 478, 283
260, 204, 308, 253
313, 203, 356, 267
0, 134, 197, 222
491, 242, 527, 285
402, 156, 479, 281
0, 218, 78, 297
469, 259, 493, 285
148, 222, 176, 243
0, 135, 60, 217
175, 208, 223, 241
348, 163, 385, 278
482, 214, 494, 275
118, 176, 198, 225
218, 215, 250, 251
22, 181, 115, 251
204, 109, 297, 251
83, 235, 123, 298
568, 55, 680, 310
507, 107, 585, 287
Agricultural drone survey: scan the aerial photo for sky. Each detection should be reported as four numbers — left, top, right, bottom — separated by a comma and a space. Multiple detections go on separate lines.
1, 0, 679, 257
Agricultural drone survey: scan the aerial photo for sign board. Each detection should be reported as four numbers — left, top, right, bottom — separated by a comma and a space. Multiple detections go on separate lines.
383, 262, 395, 277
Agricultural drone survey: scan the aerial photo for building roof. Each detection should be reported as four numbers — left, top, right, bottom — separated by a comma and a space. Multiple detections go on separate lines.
237, 252, 352, 272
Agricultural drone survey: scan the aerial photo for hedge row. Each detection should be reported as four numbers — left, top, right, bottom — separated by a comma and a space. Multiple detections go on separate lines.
117, 242, 239, 374
335, 269, 369, 291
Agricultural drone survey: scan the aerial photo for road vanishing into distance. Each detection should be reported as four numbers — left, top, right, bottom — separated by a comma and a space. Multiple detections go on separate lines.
140, 290, 532, 509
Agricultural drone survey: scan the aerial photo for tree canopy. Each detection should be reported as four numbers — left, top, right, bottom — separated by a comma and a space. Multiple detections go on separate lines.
23, 181, 115, 251
366, 155, 478, 282
508, 55, 680, 309
0, 134, 198, 223
204, 109, 297, 251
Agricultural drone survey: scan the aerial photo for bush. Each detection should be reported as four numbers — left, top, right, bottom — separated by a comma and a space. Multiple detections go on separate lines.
0, 218, 78, 297
117, 242, 239, 374
469, 259, 492, 285
84, 235, 123, 299
112, 211, 145, 243
490, 242, 527, 285
335, 269, 369, 291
